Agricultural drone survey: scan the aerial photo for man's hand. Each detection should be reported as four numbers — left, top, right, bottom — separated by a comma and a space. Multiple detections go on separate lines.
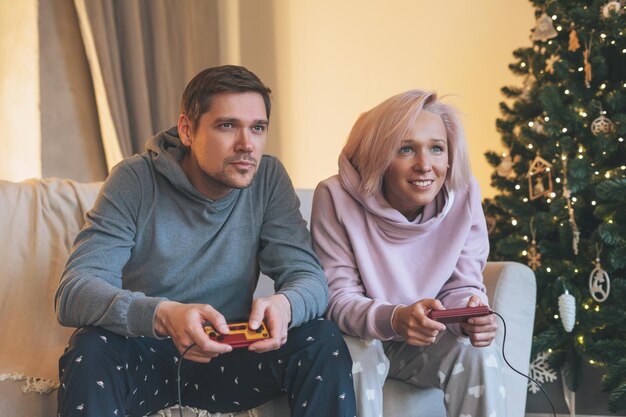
391, 299, 447, 346
154, 301, 233, 362
460, 295, 498, 347
246, 294, 291, 353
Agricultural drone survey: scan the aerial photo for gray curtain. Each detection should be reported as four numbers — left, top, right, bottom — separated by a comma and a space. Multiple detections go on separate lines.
74, 0, 220, 170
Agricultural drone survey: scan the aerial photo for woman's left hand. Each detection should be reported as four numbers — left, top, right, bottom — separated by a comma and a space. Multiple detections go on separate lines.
460, 295, 498, 347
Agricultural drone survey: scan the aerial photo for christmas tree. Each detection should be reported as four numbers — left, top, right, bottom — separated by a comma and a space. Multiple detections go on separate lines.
483, 0, 626, 412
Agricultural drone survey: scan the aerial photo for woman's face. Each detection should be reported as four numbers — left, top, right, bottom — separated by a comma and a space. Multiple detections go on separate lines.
382, 111, 449, 220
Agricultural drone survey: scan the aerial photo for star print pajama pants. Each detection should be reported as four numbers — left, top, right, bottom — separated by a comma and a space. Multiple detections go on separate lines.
344, 331, 506, 417
57, 319, 356, 417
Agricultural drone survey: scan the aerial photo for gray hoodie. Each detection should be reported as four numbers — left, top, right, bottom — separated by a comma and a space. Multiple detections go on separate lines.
55, 127, 328, 338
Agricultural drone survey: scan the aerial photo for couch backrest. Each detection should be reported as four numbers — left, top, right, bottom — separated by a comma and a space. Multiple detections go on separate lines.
0, 179, 102, 381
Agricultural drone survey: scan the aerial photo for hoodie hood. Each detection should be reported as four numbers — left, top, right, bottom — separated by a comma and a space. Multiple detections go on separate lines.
338, 151, 454, 237
144, 126, 239, 209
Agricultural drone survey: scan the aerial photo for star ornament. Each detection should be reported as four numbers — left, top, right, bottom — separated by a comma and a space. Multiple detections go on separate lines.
545, 55, 560, 74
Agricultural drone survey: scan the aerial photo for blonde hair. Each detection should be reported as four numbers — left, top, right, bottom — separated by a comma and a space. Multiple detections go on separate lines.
343, 89, 471, 195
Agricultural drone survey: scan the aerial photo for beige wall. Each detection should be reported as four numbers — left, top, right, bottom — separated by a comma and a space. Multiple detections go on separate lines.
256, 0, 535, 197
0, 0, 40, 181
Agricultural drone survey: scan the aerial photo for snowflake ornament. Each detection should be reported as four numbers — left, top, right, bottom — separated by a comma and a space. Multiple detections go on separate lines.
527, 243, 542, 270
528, 351, 557, 393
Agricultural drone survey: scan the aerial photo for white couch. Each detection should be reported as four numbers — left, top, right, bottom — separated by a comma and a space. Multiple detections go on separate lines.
0, 178, 536, 417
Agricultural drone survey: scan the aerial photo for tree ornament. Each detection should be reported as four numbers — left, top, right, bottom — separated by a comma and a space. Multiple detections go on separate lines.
527, 218, 542, 270
528, 351, 557, 394
601, 1, 623, 18
527, 155, 554, 200
591, 114, 615, 136
532, 13, 558, 42
568, 27, 580, 51
558, 289, 576, 332
545, 54, 560, 74
583, 38, 593, 88
589, 245, 610, 302
496, 154, 518, 177
562, 158, 580, 255
531, 119, 545, 134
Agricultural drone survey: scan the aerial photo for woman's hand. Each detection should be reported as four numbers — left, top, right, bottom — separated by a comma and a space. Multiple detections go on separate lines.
391, 299, 447, 346
460, 295, 498, 347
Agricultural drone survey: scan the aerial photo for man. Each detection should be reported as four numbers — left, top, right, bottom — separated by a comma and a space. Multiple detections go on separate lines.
54, 65, 356, 417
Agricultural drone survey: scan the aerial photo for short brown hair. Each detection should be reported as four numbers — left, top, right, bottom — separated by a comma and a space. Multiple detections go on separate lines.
343, 89, 471, 195
180, 65, 272, 131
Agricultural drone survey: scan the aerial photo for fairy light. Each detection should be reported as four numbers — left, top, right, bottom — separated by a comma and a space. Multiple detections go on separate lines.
592, 200, 597, 205
523, 235, 528, 241
578, 154, 583, 159
621, 166, 626, 170
578, 67, 584, 72
578, 336, 584, 344
574, 269, 578, 273
544, 116, 550, 122
550, 192, 557, 198
546, 267, 552, 272
551, 14, 557, 20
609, 220, 614, 224
528, 144, 534, 149
584, 304, 590, 309
564, 89, 570, 95
556, 25, 563, 31
595, 305, 600, 312
578, 145, 584, 153
600, 83, 606, 89
528, 121, 534, 127
600, 33, 607, 39
547, 198, 552, 203
605, 172, 611, 178
523, 197, 529, 202
548, 348, 553, 353
512, 219, 518, 226
619, 137, 624, 142
572, 197, 577, 202
611, 40, 615, 45
562, 128, 568, 133
520, 62, 527, 68
556, 177, 561, 183
515, 184, 521, 190
595, 171, 600, 175
579, 111, 587, 117
522, 250, 528, 256
554, 314, 559, 319
590, 360, 595, 364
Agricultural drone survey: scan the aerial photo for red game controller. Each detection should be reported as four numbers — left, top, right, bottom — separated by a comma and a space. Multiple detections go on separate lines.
428, 306, 492, 324
203, 322, 271, 349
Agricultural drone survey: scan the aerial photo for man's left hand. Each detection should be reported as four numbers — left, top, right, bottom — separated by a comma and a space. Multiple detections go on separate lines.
247, 293, 291, 353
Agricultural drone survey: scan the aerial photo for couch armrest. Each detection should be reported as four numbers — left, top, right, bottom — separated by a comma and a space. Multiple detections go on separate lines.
484, 261, 536, 417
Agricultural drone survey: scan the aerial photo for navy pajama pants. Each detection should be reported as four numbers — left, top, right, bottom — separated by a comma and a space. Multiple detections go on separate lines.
57, 319, 356, 417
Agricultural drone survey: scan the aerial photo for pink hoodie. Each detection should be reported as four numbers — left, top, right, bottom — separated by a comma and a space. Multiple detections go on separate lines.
311, 154, 489, 340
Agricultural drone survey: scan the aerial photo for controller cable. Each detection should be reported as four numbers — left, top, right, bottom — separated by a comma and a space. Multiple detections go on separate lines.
492, 310, 556, 417
175, 313, 556, 417
176, 343, 196, 417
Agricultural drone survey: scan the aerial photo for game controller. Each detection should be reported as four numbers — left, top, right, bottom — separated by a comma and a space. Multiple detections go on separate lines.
203, 322, 271, 349
428, 306, 492, 324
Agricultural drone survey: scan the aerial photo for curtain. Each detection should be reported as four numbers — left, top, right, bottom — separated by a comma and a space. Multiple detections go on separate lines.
74, 0, 221, 170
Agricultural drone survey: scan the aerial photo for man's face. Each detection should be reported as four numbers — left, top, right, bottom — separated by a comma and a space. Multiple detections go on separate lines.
178, 92, 269, 200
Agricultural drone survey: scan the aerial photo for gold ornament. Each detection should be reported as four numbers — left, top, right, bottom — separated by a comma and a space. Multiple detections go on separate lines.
528, 218, 542, 271
545, 55, 560, 74
583, 39, 593, 88
601, 1, 623, 18
527, 155, 554, 200
562, 158, 580, 255
568, 27, 580, 51
589, 245, 610, 302
532, 13, 558, 42
591, 114, 614, 136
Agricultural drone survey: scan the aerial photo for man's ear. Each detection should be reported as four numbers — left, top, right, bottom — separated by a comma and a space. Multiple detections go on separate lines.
178, 114, 193, 146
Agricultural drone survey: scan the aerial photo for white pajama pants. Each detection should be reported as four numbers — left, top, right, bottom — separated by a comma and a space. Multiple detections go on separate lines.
344, 332, 506, 417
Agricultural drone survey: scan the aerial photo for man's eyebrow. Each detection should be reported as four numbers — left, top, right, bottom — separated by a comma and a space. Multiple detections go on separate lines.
214, 117, 269, 125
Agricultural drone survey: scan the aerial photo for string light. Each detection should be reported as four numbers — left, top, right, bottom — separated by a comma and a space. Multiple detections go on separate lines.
591, 200, 597, 205
600, 83, 606, 90
564, 89, 570, 95
556, 177, 561, 183
562, 128, 568, 133
546, 267, 552, 272
512, 219, 518, 226
578, 67, 584, 72
600, 33, 607, 39
515, 184, 521, 190
578, 336, 584, 344
520, 62, 527, 68
584, 304, 590, 310
523, 197, 529, 202
554, 314, 559, 319
595, 305, 600, 312
544, 116, 550, 122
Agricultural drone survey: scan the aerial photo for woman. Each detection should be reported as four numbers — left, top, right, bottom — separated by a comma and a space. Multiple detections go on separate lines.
311, 89, 505, 417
